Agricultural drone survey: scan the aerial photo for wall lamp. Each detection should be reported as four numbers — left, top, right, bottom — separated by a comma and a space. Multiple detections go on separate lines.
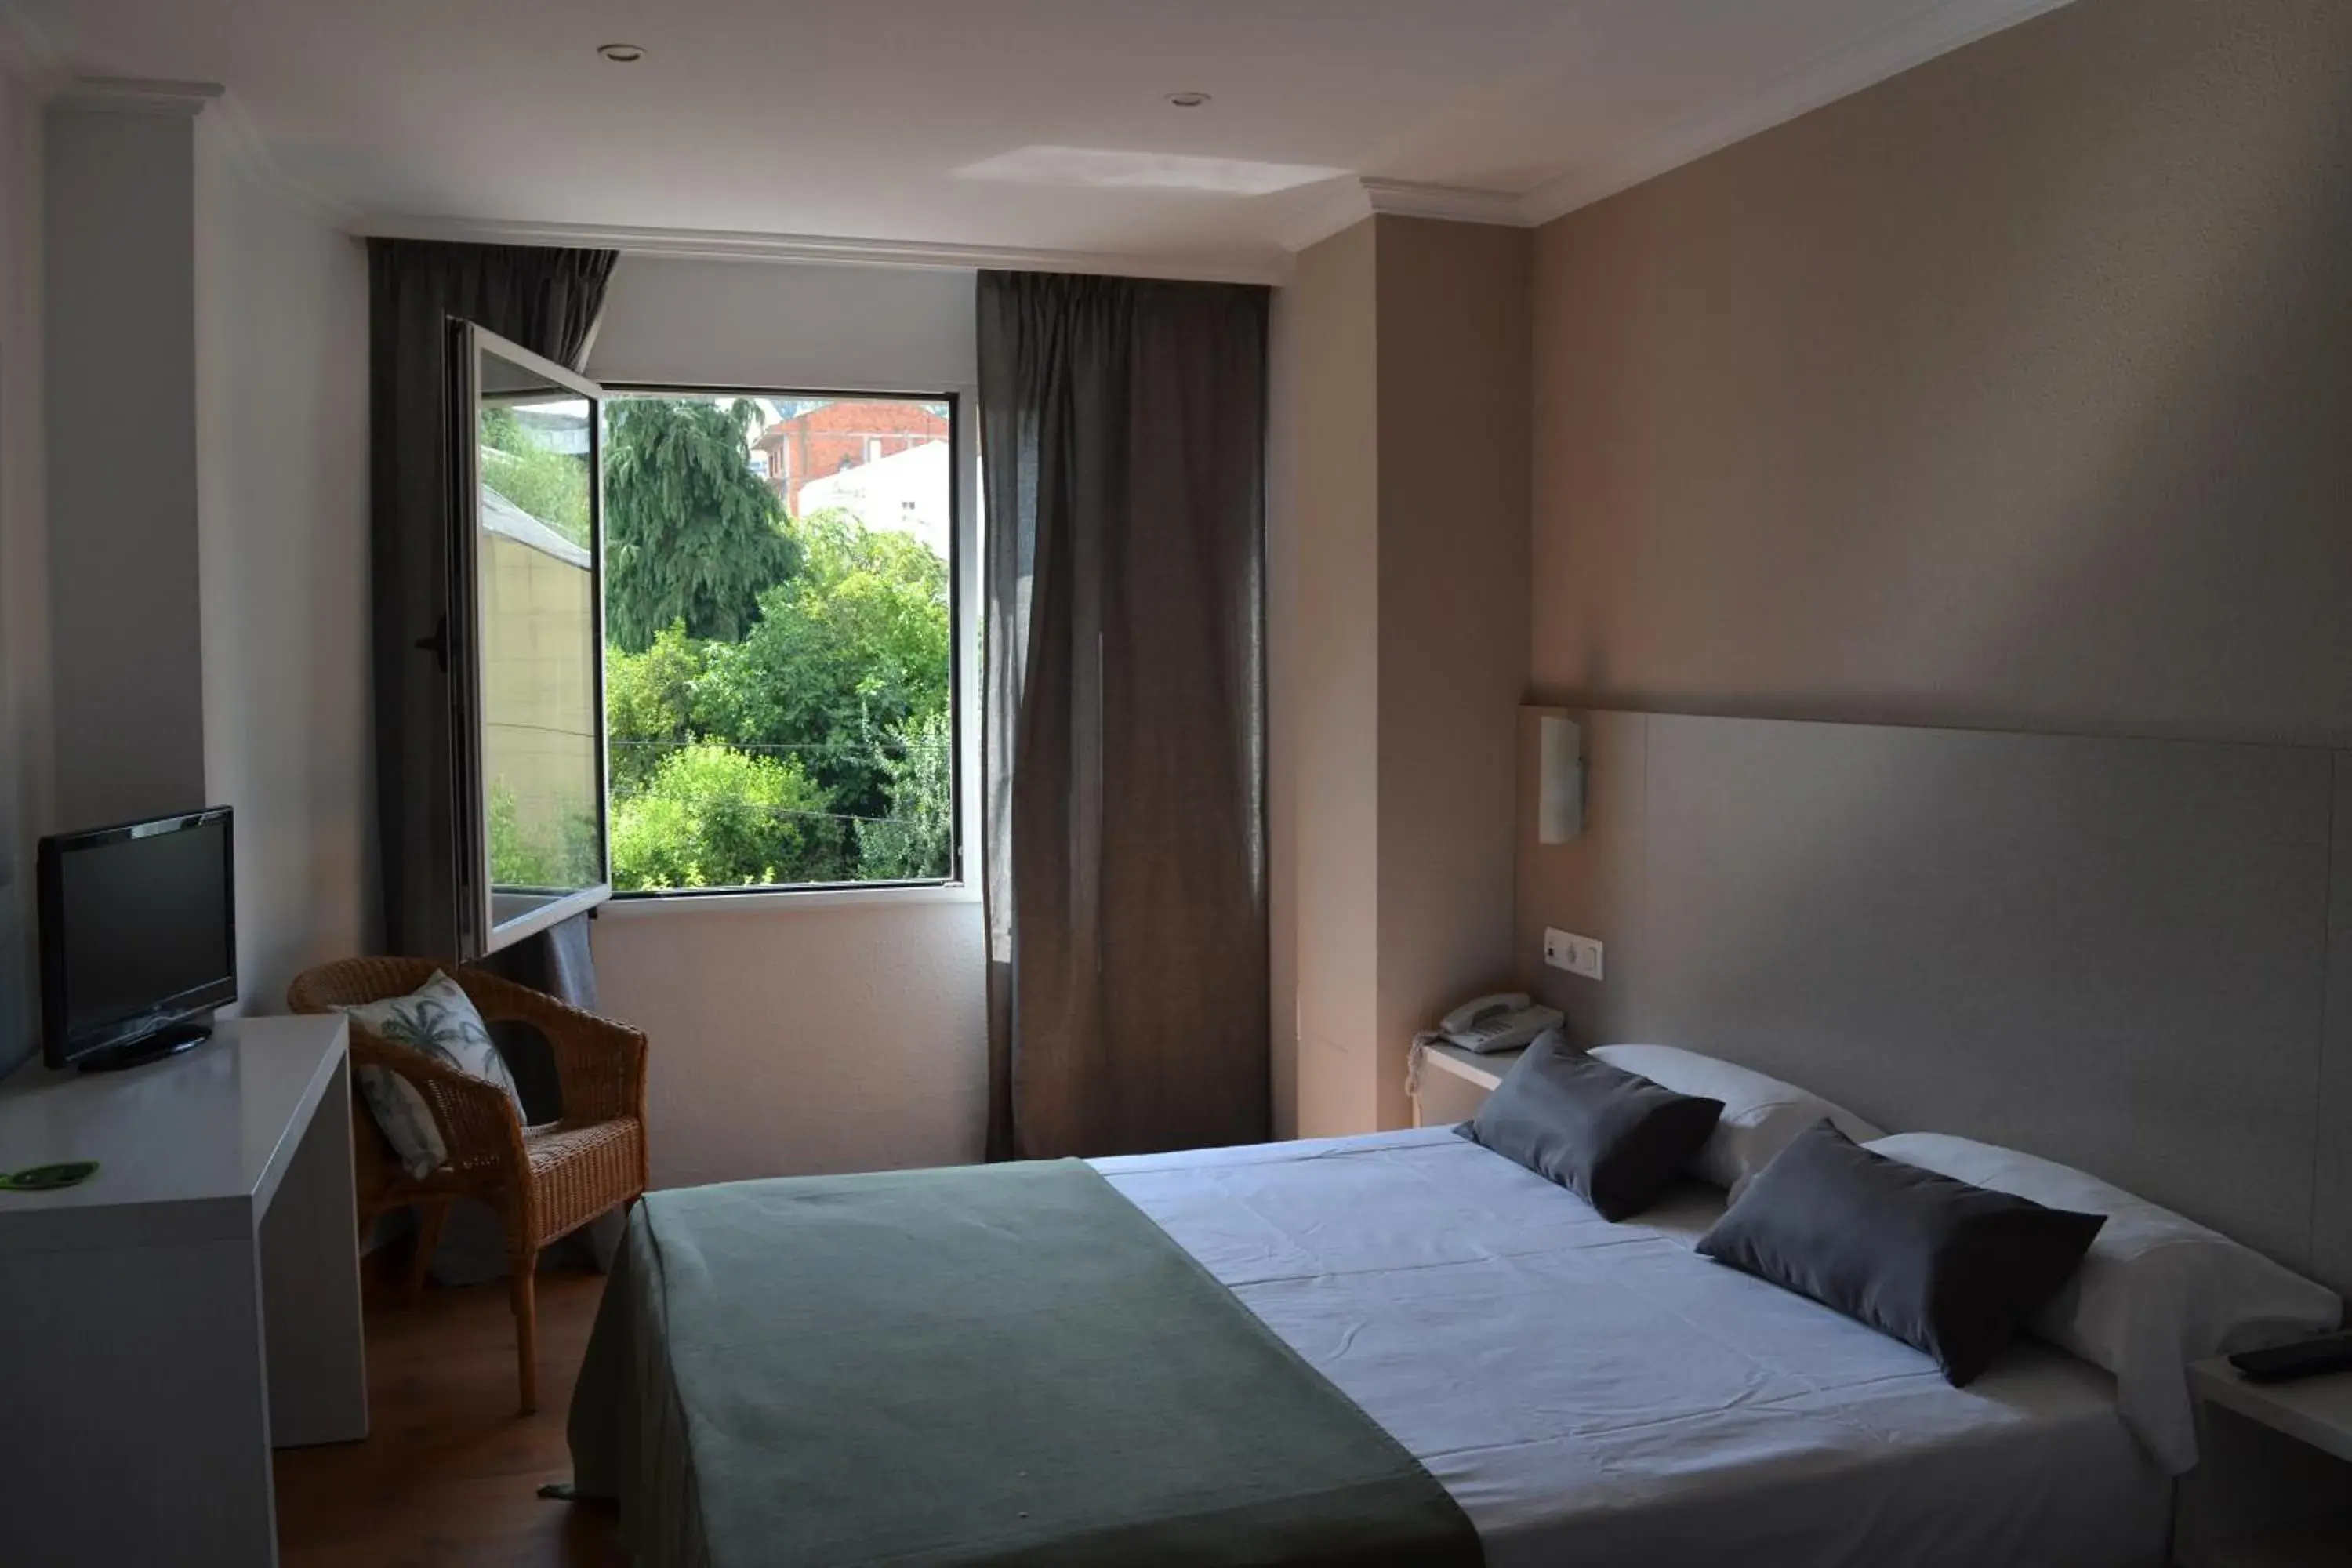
1537, 713, 1585, 843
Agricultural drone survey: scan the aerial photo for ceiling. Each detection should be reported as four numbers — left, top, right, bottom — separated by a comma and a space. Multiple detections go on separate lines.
6, 0, 2073, 278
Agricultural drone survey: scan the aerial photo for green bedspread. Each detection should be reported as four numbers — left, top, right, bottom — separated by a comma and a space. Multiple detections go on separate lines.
568, 1159, 1481, 1568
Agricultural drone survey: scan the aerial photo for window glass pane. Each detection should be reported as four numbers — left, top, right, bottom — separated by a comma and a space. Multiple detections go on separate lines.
604, 394, 954, 892
477, 364, 603, 927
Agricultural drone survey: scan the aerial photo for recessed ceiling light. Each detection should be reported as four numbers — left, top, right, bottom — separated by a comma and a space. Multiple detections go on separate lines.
597, 43, 645, 63
1166, 92, 1211, 109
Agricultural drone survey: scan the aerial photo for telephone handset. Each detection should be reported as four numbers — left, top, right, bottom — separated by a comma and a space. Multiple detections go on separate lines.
1436, 992, 1564, 1054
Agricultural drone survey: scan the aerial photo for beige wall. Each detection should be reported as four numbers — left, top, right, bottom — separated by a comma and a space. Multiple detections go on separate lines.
1263, 287, 1300, 1137
1372, 218, 1530, 1127
1289, 220, 1381, 1136
592, 896, 985, 1189
1283, 216, 1530, 1135
1529, 0, 2352, 749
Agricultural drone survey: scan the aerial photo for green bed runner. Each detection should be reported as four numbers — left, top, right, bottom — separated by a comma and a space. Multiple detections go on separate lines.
569, 1159, 1481, 1568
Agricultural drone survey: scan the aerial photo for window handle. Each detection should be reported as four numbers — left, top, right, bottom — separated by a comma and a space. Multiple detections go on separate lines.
414, 615, 449, 673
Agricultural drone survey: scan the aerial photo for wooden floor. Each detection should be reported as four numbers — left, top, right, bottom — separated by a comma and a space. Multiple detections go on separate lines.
274, 1265, 626, 1568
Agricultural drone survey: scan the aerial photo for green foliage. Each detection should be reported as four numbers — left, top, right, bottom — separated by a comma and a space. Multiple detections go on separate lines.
604, 397, 800, 652
697, 510, 949, 825
487, 780, 601, 889
608, 742, 844, 891
604, 625, 710, 793
855, 709, 955, 880
597, 420, 954, 891
480, 408, 591, 547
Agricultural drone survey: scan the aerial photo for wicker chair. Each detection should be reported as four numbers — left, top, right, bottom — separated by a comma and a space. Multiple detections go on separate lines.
286, 957, 648, 1414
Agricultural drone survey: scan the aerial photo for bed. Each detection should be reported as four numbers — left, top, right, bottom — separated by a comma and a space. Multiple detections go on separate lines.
568, 1125, 2173, 1567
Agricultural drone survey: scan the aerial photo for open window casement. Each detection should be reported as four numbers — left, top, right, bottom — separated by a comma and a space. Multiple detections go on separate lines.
447, 321, 611, 956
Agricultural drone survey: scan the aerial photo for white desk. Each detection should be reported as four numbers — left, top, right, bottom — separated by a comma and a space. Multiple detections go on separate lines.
0, 1016, 367, 1567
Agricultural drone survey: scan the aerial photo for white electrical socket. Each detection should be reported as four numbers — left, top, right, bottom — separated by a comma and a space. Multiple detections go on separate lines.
1544, 927, 1604, 980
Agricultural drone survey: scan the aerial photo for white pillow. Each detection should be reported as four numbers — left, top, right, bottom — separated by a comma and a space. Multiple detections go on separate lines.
1590, 1044, 1883, 1195
336, 971, 527, 1180
1867, 1132, 2343, 1475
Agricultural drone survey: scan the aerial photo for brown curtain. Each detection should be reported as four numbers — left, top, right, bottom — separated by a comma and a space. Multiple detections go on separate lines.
978, 271, 1270, 1160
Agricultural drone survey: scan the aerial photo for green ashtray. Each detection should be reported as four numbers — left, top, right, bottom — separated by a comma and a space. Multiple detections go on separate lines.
0, 1160, 100, 1192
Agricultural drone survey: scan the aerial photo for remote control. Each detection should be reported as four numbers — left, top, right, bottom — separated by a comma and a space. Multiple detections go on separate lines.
2229, 1330, 2352, 1384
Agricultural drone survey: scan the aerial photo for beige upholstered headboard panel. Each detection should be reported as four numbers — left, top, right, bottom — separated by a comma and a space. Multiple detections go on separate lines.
1518, 710, 2352, 1294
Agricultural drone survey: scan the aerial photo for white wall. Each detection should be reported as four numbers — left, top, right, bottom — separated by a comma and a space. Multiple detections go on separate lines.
43, 103, 206, 829
193, 127, 375, 1013
588, 256, 975, 393
0, 63, 46, 1074
585, 255, 986, 1187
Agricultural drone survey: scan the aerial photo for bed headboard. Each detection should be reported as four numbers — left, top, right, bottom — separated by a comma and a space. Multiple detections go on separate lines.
1517, 709, 2352, 1294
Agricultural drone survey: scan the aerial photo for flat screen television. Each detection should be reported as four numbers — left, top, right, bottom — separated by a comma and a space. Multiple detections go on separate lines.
37, 806, 237, 1072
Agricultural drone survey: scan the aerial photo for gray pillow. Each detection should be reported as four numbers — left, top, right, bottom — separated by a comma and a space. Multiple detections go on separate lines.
1457, 1029, 1724, 1221
1698, 1120, 2106, 1386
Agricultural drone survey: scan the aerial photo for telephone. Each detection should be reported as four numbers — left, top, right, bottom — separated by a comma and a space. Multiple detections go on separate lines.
1435, 993, 1563, 1055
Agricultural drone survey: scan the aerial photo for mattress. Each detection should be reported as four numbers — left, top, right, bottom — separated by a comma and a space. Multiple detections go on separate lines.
1095, 1127, 2173, 1568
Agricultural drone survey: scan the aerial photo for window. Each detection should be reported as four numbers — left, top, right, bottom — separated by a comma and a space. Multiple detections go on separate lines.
453, 325, 612, 956
450, 343, 964, 953
601, 390, 959, 896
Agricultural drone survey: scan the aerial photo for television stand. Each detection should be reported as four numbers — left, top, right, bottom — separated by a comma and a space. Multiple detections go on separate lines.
77, 1020, 211, 1073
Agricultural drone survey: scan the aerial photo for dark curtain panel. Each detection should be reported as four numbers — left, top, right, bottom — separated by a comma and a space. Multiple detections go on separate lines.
978, 270, 1270, 1160
365, 239, 615, 978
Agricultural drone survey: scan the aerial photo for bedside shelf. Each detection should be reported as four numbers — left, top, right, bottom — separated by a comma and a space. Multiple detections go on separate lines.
2179, 1358, 2352, 1568
1409, 1041, 1523, 1126
2190, 1359, 2352, 1465
2185, 1512, 2352, 1568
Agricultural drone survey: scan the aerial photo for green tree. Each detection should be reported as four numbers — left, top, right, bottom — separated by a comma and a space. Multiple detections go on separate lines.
604, 397, 799, 652
855, 709, 955, 880
603, 623, 709, 793
608, 742, 844, 890
487, 781, 601, 887
479, 406, 592, 547
696, 511, 949, 823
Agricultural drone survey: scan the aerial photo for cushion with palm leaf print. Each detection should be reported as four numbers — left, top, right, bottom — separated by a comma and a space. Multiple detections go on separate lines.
336, 971, 528, 1180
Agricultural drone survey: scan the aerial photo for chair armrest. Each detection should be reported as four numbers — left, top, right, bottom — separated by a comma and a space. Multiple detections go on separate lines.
350, 1035, 527, 1175
544, 1011, 648, 1127
448, 967, 648, 1128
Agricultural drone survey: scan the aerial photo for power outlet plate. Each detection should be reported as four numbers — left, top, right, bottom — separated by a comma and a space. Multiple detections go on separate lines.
1544, 927, 1604, 980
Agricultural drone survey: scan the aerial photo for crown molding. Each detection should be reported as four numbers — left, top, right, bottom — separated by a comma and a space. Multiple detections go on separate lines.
353, 213, 1294, 286
1269, 175, 1534, 253
1362, 178, 1530, 228
198, 89, 363, 223
53, 75, 223, 114
1267, 180, 1375, 253
1516, 0, 2079, 226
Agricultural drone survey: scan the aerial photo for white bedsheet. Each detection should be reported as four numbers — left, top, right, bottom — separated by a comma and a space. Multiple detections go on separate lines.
1094, 1127, 2171, 1568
